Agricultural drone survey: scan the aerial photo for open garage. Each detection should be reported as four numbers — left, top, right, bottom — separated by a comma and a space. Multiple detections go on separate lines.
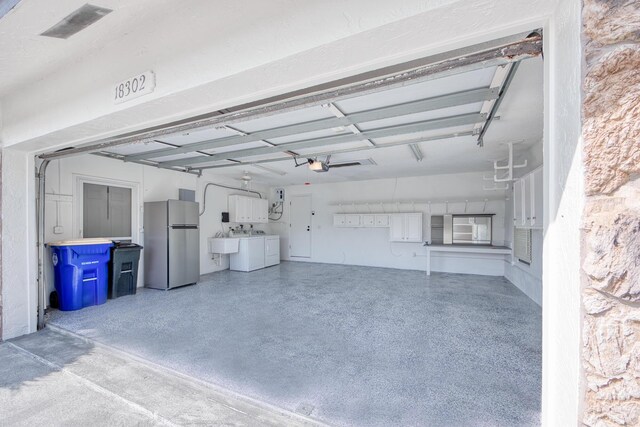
3, 1, 636, 425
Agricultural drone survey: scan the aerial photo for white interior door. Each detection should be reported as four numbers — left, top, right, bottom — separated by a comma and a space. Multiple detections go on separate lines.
289, 195, 311, 258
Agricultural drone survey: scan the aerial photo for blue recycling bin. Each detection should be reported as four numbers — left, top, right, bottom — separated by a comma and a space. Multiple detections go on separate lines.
49, 239, 114, 311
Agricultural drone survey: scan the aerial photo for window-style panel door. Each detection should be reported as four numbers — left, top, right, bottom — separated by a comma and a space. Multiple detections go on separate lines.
108, 186, 132, 237
83, 183, 110, 238
83, 183, 132, 238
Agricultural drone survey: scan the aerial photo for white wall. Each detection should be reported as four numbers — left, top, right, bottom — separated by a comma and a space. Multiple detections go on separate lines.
196, 179, 271, 276
1, 0, 559, 152
43, 155, 196, 299
42, 155, 271, 299
541, 0, 583, 424
272, 172, 507, 274
1, 149, 36, 340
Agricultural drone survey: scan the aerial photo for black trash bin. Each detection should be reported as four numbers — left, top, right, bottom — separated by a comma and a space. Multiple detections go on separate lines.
108, 242, 143, 299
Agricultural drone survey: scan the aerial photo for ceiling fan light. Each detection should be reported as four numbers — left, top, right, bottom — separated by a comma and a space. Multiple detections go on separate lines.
309, 161, 329, 172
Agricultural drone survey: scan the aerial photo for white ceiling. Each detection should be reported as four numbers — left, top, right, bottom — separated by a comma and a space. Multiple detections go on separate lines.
1, 1, 543, 186
0, 0, 169, 97
0, 0, 462, 99
104, 55, 543, 186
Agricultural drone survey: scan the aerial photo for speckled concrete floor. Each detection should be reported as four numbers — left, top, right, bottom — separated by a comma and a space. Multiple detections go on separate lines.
48, 262, 542, 426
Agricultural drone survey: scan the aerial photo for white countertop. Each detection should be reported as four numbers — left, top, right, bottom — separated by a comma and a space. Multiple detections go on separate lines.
229, 234, 279, 239
426, 244, 512, 254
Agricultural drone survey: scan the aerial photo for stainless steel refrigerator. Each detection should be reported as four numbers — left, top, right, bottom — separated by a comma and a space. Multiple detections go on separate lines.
144, 200, 200, 289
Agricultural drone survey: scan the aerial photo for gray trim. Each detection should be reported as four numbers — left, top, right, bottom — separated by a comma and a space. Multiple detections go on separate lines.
36, 159, 50, 330
38, 31, 541, 161
158, 113, 485, 168
123, 87, 497, 162
93, 152, 202, 176
476, 62, 521, 146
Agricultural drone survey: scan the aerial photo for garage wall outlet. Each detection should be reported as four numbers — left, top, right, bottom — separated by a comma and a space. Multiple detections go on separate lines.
53, 226, 64, 234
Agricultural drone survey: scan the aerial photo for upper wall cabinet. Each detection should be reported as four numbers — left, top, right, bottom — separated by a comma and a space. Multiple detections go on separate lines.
229, 195, 268, 223
389, 213, 423, 242
532, 167, 543, 228
513, 167, 543, 229
333, 213, 390, 228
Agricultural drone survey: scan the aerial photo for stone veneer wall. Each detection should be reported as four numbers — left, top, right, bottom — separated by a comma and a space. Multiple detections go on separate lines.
581, 0, 640, 424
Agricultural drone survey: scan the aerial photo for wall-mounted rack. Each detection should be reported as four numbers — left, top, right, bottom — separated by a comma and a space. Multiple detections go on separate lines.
486, 142, 528, 183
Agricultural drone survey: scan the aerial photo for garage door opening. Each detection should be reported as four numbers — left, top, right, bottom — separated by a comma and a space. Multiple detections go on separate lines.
33, 30, 544, 426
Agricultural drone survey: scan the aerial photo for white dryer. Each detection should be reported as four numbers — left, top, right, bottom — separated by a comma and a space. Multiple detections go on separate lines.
264, 235, 280, 267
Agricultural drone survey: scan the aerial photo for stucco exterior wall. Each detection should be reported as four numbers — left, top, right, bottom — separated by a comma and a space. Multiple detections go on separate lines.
581, 0, 640, 424
1, 149, 36, 340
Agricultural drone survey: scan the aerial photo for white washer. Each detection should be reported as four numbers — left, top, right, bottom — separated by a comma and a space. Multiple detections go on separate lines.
230, 236, 265, 272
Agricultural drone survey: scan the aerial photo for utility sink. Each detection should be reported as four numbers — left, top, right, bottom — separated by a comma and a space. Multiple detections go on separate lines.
208, 238, 239, 254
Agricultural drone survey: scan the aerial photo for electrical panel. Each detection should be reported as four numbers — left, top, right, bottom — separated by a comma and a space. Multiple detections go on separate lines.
275, 188, 285, 202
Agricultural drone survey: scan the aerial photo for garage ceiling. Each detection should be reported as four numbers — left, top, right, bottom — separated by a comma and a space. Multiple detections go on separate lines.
94, 54, 542, 186
28, 27, 542, 186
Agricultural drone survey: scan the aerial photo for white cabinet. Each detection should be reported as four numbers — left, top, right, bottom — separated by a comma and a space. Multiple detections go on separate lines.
406, 214, 423, 241
229, 195, 268, 223
345, 214, 361, 227
252, 198, 268, 223
514, 180, 524, 227
389, 213, 422, 242
374, 214, 389, 227
524, 175, 532, 225
531, 168, 543, 228
361, 214, 375, 227
513, 166, 543, 229
264, 235, 280, 267
332, 214, 365, 227
333, 213, 390, 228
390, 215, 405, 241
229, 195, 249, 223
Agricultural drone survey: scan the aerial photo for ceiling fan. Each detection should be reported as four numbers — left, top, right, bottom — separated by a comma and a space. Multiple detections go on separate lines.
239, 171, 252, 189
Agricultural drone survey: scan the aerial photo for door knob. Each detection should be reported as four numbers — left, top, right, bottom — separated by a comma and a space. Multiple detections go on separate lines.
306, 226, 310, 231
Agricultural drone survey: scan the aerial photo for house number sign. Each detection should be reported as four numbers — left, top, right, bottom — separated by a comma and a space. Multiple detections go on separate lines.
114, 71, 155, 104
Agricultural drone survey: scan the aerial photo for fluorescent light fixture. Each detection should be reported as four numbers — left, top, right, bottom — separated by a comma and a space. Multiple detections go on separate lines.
40, 4, 112, 39
409, 144, 424, 162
